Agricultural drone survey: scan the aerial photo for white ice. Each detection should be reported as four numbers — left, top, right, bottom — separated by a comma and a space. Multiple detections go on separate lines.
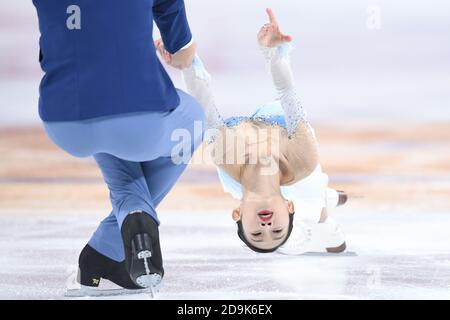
0, 207, 449, 300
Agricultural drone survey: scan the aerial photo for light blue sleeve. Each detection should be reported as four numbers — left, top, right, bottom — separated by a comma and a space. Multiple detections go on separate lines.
217, 168, 244, 200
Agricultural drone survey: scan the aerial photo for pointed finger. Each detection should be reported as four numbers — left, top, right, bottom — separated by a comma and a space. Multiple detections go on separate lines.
266, 8, 277, 25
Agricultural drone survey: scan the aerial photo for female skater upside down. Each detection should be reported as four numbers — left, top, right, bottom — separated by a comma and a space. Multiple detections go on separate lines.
156, 8, 348, 254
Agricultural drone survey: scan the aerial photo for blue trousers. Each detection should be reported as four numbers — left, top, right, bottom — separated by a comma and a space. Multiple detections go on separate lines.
43, 89, 205, 262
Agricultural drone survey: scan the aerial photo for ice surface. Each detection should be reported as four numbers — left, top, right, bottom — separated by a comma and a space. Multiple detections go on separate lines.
0, 208, 449, 300
0, 1, 449, 300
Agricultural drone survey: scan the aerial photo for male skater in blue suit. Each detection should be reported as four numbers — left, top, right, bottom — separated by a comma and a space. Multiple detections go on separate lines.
33, 0, 202, 295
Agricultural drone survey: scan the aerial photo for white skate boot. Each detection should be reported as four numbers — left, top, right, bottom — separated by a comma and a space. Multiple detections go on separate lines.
277, 217, 346, 255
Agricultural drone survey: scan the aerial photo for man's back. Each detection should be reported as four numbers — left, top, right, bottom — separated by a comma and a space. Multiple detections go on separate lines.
33, 0, 191, 121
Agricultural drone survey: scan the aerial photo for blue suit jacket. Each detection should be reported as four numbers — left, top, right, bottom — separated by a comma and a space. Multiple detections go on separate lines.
33, 0, 192, 121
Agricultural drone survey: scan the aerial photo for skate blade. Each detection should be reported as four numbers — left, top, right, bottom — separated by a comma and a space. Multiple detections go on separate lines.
65, 285, 159, 298
136, 273, 162, 289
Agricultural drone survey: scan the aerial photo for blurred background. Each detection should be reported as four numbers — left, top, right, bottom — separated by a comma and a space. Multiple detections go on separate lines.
2, 0, 450, 124
1, 0, 449, 211
0, 0, 449, 299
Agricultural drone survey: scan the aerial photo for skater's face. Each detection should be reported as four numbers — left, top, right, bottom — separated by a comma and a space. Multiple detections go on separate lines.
233, 195, 295, 251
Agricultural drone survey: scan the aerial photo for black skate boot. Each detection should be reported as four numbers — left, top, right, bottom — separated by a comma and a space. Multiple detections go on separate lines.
120, 211, 164, 289
77, 244, 141, 289
66, 244, 158, 297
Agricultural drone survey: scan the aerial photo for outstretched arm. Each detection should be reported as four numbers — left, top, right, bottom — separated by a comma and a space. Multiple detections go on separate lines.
181, 56, 225, 133
155, 40, 224, 138
258, 8, 307, 137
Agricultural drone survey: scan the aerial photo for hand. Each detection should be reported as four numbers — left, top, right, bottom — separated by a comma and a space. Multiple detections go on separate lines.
257, 8, 292, 48
154, 39, 197, 70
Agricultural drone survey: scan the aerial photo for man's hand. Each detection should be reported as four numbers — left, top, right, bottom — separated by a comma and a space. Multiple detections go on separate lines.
257, 8, 292, 48
154, 39, 197, 70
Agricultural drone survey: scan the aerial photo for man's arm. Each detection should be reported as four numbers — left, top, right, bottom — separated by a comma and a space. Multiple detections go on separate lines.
152, 0, 192, 54
153, 0, 196, 69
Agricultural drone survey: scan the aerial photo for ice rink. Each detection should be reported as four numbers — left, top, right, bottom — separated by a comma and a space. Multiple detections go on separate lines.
0, 206, 449, 300
1, 121, 449, 300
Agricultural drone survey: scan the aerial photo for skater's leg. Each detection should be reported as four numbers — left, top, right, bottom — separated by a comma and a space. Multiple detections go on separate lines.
82, 91, 203, 268
86, 153, 156, 264
93, 153, 157, 226
82, 153, 163, 288
44, 90, 205, 289
87, 155, 199, 263
90, 88, 204, 222
139, 88, 204, 206
141, 157, 188, 208
88, 211, 125, 262
87, 155, 191, 263
141, 124, 202, 207
84, 100, 203, 285
87, 156, 191, 264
